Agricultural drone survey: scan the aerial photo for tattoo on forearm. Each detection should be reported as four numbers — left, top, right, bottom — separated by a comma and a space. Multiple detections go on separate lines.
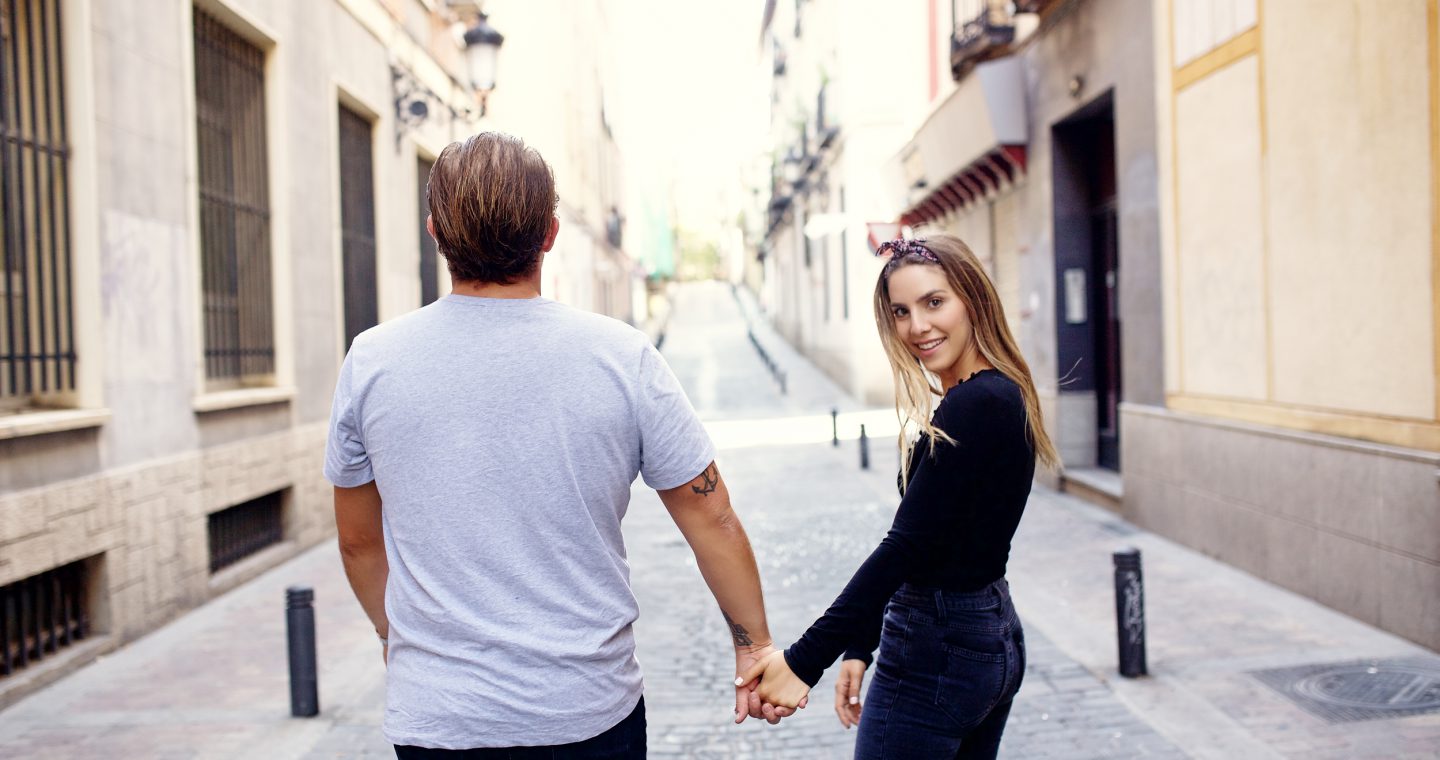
722, 610, 754, 647
692, 463, 718, 497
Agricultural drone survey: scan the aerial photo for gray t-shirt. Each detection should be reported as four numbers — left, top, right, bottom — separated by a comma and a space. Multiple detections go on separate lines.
324, 294, 714, 749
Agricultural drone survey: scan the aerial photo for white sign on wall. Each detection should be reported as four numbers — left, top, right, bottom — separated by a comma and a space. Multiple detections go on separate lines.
1064, 268, 1088, 324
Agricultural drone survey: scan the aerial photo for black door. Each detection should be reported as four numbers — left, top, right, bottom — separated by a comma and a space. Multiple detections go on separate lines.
1092, 202, 1121, 470
1051, 93, 1122, 471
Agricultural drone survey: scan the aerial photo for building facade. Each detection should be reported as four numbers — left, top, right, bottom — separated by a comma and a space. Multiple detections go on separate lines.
758, 0, 931, 405
0, 0, 635, 707
759, 0, 1438, 653
484, 0, 637, 324
888, 0, 1163, 496
1126, 0, 1439, 652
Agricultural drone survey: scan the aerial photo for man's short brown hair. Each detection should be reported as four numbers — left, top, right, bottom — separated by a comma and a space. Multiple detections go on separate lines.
426, 132, 558, 284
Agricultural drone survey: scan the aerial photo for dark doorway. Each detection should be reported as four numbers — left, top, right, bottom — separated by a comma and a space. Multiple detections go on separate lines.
1052, 93, 1121, 470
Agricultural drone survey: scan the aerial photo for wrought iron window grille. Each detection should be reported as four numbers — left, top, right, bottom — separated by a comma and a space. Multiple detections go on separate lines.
194, 9, 276, 385
1, 558, 90, 679
208, 491, 285, 574
0, 0, 77, 405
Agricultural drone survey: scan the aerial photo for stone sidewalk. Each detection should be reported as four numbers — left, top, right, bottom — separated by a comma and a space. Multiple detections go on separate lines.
1, 280, 1437, 758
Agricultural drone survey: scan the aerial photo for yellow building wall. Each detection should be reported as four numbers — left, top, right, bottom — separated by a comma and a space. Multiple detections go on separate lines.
1176, 56, 1268, 400
1163, 0, 1440, 450
1265, 0, 1434, 420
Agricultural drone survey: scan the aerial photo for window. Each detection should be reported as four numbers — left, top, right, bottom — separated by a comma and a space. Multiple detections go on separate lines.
418, 157, 438, 306
0, 0, 76, 406
194, 9, 274, 384
338, 106, 376, 349
1, 557, 91, 678
208, 490, 284, 573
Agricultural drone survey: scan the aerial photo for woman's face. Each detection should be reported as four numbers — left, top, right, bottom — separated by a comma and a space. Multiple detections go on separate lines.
886, 263, 974, 385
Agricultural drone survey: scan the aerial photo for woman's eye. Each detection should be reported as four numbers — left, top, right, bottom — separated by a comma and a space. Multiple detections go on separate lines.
892, 309, 907, 319
929, 298, 943, 308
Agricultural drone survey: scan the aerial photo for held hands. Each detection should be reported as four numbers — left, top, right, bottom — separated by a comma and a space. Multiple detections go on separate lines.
736, 650, 811, 712
834, 658, 867, 729
733, 644, 808, 724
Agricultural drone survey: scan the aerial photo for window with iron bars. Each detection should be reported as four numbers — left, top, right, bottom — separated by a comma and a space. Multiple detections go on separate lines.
194, 9, 275, 385
208, 490, 285, 574
0, 0, 77, 409
1, 557, 91, 679
338, 106, 377, 351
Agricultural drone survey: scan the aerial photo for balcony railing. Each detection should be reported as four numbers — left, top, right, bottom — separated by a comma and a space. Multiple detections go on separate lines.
951, 0, 1016, 81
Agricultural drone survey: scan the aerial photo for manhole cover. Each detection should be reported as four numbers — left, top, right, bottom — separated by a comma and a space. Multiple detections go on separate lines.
1251, 657, 1440, 723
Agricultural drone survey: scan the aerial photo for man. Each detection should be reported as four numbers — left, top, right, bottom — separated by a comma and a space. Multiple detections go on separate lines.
326, 132, 796, 757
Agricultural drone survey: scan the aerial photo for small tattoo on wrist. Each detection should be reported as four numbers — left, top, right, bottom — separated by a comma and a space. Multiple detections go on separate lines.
722, 610, 754, 647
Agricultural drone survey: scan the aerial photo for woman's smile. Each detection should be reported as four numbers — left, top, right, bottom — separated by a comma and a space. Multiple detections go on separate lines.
913, 336, 946, 357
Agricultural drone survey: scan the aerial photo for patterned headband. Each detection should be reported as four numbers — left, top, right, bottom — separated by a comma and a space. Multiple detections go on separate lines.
875, 238, 938, 270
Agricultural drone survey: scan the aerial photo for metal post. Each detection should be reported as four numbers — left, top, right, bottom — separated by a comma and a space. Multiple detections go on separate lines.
1112, 548, 1147, 678
859, 424, 870, 470
831, 408, 839, 447
779, 371, 787, 395
286, 586, 320, 717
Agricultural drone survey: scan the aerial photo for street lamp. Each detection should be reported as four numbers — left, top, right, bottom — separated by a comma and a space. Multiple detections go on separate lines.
463, 13, 504, 116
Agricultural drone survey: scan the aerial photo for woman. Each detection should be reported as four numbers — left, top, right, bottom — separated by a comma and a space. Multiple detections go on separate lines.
738, 235, 1059, 758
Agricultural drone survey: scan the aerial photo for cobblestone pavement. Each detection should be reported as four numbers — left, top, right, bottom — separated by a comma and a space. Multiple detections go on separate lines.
1, 281, 1438, 759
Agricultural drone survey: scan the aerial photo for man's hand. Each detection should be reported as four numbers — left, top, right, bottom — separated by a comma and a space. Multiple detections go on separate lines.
658, 464, 805, 725
834, 659, 867, 728
734, 644, 808, 725
737, 650, 811, 710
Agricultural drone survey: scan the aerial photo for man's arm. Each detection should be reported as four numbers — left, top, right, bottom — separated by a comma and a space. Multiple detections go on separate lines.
335, 482, 389, 651
657, 461, 802, 724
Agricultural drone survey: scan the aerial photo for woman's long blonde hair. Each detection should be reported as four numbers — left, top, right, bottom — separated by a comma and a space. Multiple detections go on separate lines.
873, 234, 1060, 487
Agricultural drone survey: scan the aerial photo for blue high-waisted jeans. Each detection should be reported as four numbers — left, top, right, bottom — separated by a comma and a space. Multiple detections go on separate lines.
854, 579, 1025, 760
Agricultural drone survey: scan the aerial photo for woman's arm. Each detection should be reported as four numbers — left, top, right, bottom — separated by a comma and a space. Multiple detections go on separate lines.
781, 389, 990, 686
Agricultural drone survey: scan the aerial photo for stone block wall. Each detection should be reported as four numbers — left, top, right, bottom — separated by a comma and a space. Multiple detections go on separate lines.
1121, 404, 1440, 653
0, 422, 332, 707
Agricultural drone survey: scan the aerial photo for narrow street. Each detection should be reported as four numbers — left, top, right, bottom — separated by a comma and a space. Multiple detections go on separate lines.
0, 281, 1436, 758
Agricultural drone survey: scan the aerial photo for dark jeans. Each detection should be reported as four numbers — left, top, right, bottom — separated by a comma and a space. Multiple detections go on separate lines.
394, 696, 646, 759
854, 579, 1025, 760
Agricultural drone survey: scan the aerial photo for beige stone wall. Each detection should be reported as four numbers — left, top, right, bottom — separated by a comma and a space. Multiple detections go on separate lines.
0, 424, 331, 638
1174, 56, 1268, 400
1123, 405, 1440, 652
0, 0, 467, 708
1161, 0, 1439, 449
1137, 0, 1440, 654
1264, 0, 1434, 420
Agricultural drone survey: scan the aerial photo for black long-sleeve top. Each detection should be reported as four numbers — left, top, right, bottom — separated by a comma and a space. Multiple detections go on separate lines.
783, 368, 1036, 686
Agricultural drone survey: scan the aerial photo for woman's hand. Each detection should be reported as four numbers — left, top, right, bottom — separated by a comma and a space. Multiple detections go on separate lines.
736, 650, 811, 709
834, 659, 867, 728
735, 643, 800, 724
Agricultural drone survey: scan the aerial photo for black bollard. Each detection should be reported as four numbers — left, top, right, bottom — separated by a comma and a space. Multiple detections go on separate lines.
287, 586, 320, 717
831, 408, 839, 447
859, 424, 870, 470
1112, 548, 1147, 677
